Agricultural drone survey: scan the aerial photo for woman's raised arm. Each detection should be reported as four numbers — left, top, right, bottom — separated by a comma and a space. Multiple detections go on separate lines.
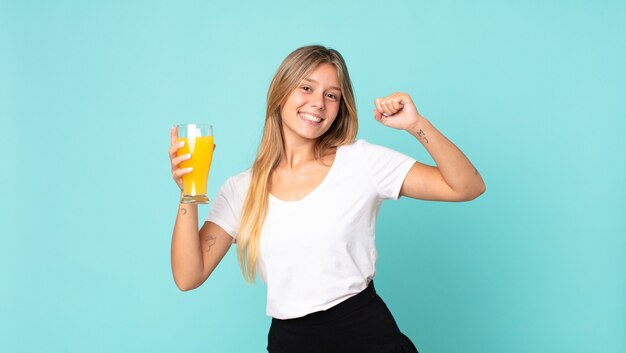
374, 92, 486, 201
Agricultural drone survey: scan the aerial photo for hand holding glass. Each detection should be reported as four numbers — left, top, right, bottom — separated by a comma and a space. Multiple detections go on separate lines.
176, 124, 214, 204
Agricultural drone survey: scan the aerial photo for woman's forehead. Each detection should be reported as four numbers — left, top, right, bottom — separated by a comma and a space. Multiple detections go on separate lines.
302, 63, 340, 89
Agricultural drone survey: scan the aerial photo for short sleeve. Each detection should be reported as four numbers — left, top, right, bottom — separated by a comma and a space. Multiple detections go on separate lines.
357, 140, 416, 200
206, 172, 250, 238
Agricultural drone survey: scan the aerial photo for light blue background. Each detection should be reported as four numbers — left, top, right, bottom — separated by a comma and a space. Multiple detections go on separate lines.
2, 1, 624, 352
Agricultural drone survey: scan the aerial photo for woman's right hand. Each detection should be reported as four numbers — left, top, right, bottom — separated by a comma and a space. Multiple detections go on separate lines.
169, 126, 192, 191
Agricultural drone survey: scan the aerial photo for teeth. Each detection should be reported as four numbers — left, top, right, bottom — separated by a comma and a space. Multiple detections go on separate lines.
300, 113, 322, 123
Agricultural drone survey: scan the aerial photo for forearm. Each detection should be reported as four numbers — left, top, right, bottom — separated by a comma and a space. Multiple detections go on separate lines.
408, 117, 485, 198
171, 200, 204, 290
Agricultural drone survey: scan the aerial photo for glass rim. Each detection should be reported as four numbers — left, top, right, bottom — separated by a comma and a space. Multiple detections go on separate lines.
176, 123, 213, 128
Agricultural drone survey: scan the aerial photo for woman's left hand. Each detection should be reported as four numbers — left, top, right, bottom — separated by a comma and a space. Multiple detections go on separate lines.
374, 92, 424, 131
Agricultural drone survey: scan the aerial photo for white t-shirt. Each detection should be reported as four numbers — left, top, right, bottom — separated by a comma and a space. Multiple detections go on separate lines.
207, 139, 416, 319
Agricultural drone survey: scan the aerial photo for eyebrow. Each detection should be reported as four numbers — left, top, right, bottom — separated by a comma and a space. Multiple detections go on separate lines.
303, 78, 341, 92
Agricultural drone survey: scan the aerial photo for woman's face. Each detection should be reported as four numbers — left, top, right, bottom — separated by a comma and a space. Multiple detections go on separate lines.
280, 63, 342, 144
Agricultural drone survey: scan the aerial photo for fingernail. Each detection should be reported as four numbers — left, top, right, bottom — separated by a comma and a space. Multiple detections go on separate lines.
186, 167, 193, 172
178, 141, 185, 147
185, 153, 191, 159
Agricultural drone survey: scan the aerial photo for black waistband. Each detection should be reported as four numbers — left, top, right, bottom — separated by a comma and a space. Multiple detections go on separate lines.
272, 281, 377, 326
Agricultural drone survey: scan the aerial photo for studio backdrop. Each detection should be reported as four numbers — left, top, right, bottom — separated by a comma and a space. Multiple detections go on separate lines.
1, 1, 624, 353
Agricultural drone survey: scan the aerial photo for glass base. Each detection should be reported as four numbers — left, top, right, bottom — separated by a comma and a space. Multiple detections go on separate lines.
181, 194, 209, 204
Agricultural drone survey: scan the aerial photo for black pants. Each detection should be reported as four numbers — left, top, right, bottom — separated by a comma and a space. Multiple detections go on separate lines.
267, 281, 419, 353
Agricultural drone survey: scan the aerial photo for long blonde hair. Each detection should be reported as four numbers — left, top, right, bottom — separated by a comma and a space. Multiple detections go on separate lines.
237, 45, 358, 282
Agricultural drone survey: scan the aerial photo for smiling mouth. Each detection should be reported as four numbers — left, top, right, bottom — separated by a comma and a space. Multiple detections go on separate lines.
299, 113, 323, 123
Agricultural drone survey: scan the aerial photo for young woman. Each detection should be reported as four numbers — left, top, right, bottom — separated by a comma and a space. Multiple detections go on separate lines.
169, 45, 485, 353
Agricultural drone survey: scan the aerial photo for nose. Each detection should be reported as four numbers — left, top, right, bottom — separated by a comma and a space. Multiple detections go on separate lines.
309, 91, 325, 110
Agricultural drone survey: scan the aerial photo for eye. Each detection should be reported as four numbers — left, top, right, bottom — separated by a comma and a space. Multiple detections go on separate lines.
326, 93, 339, 101
300, 85, 312, 92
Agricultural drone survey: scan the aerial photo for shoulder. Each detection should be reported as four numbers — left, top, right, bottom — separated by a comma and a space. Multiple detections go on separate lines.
228, 169, 252, 186
219, 169, 252, 198
338, 139, 397, 157
340, 139, 415, 177
337, 139, 368, 154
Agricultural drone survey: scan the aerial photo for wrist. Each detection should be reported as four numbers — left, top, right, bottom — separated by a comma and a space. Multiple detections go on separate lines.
405, 115, 428, 135
178, 201, 198, 212
178, 192, 197, 206
406, 117, 433, 145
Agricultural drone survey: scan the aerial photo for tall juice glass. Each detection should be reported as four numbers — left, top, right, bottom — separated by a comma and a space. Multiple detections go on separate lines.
176, 123, 214, 204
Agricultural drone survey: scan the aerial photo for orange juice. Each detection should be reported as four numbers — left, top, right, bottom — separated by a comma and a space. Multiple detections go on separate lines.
176, 135, 214, 196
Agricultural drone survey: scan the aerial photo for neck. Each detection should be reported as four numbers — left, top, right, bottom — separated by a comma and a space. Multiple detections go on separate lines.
281, 135, 317, 170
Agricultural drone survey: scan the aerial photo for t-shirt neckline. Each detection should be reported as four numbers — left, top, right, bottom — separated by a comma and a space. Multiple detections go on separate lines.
269, 145, 343, 204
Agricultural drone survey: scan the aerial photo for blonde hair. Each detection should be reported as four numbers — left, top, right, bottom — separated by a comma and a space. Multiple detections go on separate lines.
237, 45, 358, 282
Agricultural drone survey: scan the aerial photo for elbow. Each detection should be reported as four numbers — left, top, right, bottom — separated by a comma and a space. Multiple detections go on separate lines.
457, 182, 486, 202
173, 275, 202, 292
468, 182, 486, 201
475, 181, 486, 198
176, 283, 197, 292
175, 281, 199, 292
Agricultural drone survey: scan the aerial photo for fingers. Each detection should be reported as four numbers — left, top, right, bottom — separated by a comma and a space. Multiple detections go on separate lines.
389, 97, 404, 111
168, 140, 185, 160
373, 95, 402, 116
169, 127, 189, 190
374, 92, 410, 117
170, 145, 192, 189
373, 109, 387, 124
170, 125, 178, 146
173, 167, 193, 179
172, 166, 193, 189
171, 153, 191, 171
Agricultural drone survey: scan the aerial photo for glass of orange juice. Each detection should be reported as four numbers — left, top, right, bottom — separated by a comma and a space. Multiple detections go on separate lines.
176, 123, 214, 204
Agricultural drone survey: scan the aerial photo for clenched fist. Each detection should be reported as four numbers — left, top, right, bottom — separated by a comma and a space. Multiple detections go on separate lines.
373, 92, 424, 131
